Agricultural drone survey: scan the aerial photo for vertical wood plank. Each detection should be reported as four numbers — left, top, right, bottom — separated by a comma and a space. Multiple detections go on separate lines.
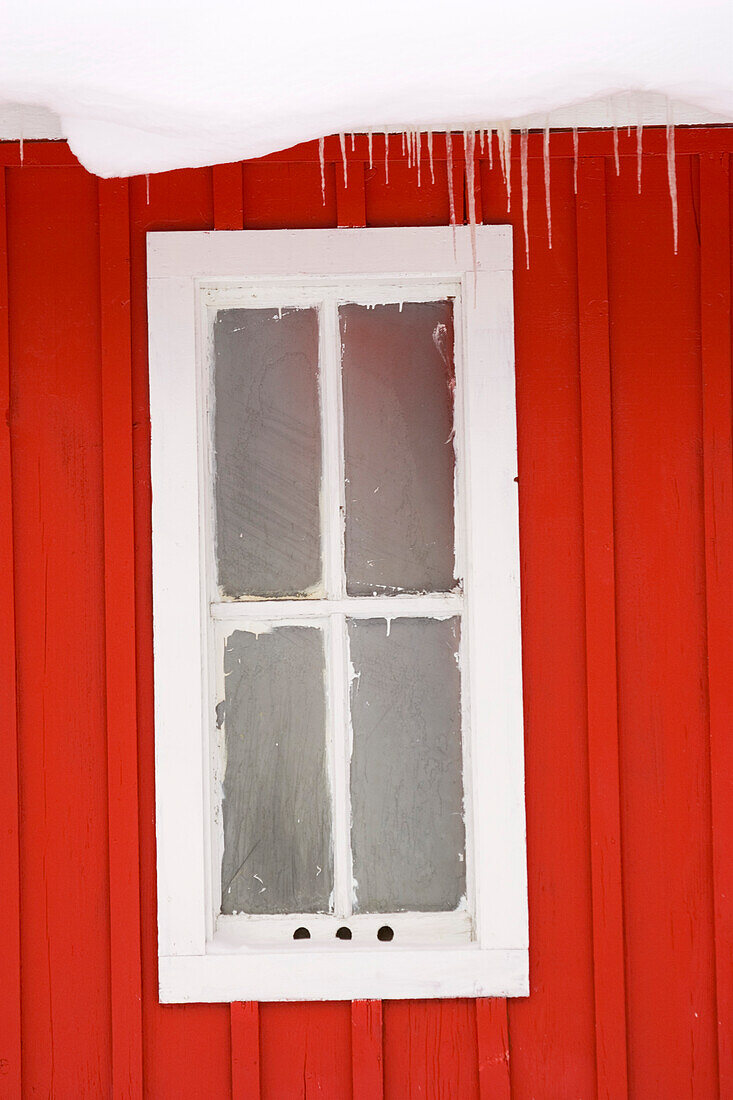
0, 165, 22, 1100
352, 1000, 383, 1100
231, 1001, 260, 1097
213, 163, 245, 230
575, 157, 629, 1100
700, 152, 733, 1097
336, 160, 367, 227
98, 176, 144, 1098
476, 999, 511, 1100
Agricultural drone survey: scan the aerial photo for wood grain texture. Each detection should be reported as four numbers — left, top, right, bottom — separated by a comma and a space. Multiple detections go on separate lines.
700, 152, 733, 1097
0, 130, 730, 1096
607, 151, 718, 1097
476, 999, 511, 1100
99, 176, 145, 1099
336, 158, 366, 227
9, 165, 113, 1095
0, 166, 22, 1100
231, 1000, 260, 1097
575, 157, 629, 1100
213, 163, 244, 230
352, 1000, 383, 1100
491, 151, 598, 1099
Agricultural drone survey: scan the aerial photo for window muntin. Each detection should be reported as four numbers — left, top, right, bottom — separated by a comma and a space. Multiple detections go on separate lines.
206, 282, 472, 942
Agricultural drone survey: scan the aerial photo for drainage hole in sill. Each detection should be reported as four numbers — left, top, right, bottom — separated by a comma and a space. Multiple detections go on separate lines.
377, 925, 394, 942
293, 926, 310, 940
335, 926, 352, 940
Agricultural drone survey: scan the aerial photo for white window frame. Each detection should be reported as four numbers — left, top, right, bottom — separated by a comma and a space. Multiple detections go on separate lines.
147, 226, 528, 1003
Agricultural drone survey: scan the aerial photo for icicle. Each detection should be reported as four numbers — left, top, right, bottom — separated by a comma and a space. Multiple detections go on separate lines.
350, 132, 356, 152
339, 133, 348, 188
145, 173, 150, 205
611, 96, 620, 176
479, 128, 486, 154
487, 126, 493, 170
496, 127, 506, 186
427, 130, 435, 185
446, 131, 457, 255
543, 122, 552, 249
367, 130, 373, 170
416, 130, 422, 188
636, 118, 643, 195
402, 130, 408, 160
464, 130, 478, 286
520, 129, 530, 270
497, 123, 511, 212
384, 132, 390, 185
318, 136, 326, 205
573, 127, 579, 195
666, 103, 678, 254
19, 132, 23, 166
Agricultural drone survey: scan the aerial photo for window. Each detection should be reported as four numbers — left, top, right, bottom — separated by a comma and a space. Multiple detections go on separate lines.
148, 226, 527, 1002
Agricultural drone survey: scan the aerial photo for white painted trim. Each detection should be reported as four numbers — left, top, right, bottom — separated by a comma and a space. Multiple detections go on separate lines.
148, 226, 527, 1003
148, 277, 208, 956
210, 594, 463, 619
214, 909, 472, 947
147, 227, 512, 280
160, 947, 529, 1003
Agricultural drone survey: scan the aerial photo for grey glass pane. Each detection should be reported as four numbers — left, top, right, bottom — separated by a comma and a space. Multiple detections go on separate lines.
214, 307, 322, 599
220, 626, 332, 914
348, 617, 465, 912
340, 301, 457, 595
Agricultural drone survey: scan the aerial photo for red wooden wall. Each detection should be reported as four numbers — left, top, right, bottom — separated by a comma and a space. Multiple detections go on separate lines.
0, 129, 731, 1099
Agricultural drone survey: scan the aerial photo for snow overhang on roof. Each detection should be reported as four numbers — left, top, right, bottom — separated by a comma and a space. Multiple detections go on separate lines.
0, 0, 731, 178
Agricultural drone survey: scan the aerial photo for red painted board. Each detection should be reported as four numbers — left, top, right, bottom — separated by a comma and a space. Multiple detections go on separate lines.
486, 152, 598, 1100
352, 1000, 383, 1100
607, 152, 718, 1097
99, 175, 145, 1099
576, 157, 628, 1100
231, 1001, 260, 1097
476, 1000, 511, 1100
8, 165, 113, 1096
213, 163, 244, 230
0, 166, 22, 1100
700, 152, 733, 1097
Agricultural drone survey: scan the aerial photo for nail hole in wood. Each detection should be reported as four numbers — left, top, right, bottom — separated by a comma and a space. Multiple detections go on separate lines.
335, 926, 352, 940
377, 925, 394, 941
293, 926, 310, 939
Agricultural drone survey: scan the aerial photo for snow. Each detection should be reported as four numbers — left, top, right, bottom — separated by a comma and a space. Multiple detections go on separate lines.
0, 0, 730, 178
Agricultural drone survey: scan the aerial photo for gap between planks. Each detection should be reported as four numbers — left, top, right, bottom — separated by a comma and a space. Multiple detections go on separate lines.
99, 176, 145, 1097
700, 152, 733, 1098
576, 156, 629, 1100
0, 163, 23, 1100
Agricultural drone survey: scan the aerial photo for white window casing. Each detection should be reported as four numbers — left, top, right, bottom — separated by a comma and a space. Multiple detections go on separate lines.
147, 226, 528, 1003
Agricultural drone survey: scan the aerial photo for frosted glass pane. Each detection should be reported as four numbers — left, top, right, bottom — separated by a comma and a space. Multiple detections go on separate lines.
220, 626, 332, 914
341, 301, 457, 595
214, 307, 321, 599
348, 617, 465, 912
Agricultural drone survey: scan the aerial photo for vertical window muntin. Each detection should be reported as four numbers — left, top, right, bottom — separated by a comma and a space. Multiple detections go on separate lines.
199, 279, 476, 945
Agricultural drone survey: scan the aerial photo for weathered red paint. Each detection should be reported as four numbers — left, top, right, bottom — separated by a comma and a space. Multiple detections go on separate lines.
0, 130, 730, 1098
